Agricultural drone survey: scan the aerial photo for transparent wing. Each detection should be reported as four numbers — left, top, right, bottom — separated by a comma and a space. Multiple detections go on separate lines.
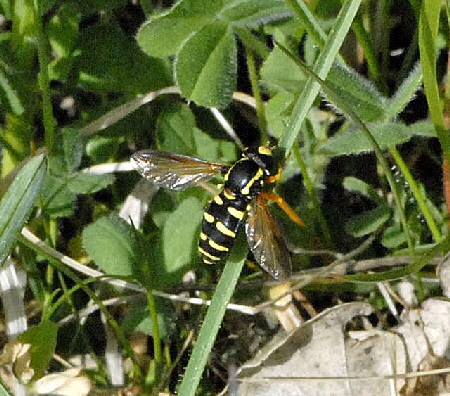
245, 194, 292, 280
131, 150, 227, 191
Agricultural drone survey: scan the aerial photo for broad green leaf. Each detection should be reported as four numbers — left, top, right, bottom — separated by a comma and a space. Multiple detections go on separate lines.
262, 54, 385, 122
163, 0, 226, 17
82, 214, 139, 277
17, 321, 58, 380
137, 0, 226, 57
162, 196, 203, 274
265, 91, 295, 138
76, 24, 171, 93
137, 16, 213, 58
220, 0, 291, 27
68, 0, 127, 14
122, 300, 176, 338
343, 176, 384, 204
67, 173, 115, 195
277, 0, 364, 153
192, 127, 227, 162
156, 104, 198, 155
62, 128, 83, 173
325, 65, 385, 122
85, 136, 122, 163
381, 223, 408, 249
345, 205, 391, 237
41, 175, 75, 218
405, 119, 437, 137
0, 154, 46, 267
261, 45, 306, 92
47, 3, 81, 81
176, 22, 236, 108
320, 122, 413, 156
384, 62, 422, 120
156, 104, 226, 161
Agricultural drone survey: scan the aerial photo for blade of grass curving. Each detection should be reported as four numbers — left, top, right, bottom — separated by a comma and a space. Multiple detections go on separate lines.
0, 154, 46, 267
177, 258, 244, 395
343, 236, 450, 282
389, 146, 441, 242
352, 14, 382, 88
276, 42, 413, 250
279, 0, 363, 154
284, 0, 327, 47
418, 0, 450, 156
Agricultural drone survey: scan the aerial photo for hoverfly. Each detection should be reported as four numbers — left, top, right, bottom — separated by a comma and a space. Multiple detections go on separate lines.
131, 146, 303, 280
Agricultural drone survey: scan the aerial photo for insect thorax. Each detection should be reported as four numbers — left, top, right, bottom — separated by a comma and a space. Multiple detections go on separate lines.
223, 147, 277, 198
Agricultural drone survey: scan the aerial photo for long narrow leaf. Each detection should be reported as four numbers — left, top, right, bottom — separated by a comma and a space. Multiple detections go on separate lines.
418, 0, 449, 154
279, 0, 363, 153
0, 154, 47, 266
177, 257, 244, 395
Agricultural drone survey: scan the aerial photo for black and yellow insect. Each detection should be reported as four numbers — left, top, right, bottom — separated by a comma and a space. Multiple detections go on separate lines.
131, 147, 303, 280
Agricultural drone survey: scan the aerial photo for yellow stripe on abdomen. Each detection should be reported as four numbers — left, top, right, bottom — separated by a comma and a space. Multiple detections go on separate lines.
216, 221, 236, 238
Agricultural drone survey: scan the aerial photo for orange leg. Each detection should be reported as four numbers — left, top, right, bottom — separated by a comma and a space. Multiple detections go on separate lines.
260, 192, 304, 226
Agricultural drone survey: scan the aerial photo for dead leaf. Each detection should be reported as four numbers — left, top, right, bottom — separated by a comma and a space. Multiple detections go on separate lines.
237, 302, 373, 395
0, 341, 34, 383
32, 367, 91, 396
401, 352, 450, 395
395, 299, 450, 370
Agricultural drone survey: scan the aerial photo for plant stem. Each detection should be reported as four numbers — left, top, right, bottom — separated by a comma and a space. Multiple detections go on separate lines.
33, 0, 56, 152
389, 146, 442, 242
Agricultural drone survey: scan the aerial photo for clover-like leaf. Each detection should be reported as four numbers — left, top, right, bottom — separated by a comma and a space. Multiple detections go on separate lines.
82, 214, 139, 277
176, 22, 236, 108
321, 122, 413, 156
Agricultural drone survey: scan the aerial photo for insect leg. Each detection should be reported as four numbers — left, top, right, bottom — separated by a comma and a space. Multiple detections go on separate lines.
260, 192, 304, 226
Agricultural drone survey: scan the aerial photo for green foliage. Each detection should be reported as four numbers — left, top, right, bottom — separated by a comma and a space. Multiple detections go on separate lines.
76, 24, 171, 93
17, 322, 58, 380
176, 22, 237, 108
321, 122, 421, 156
82, 214, 140, 278
161, 196, 203, 275
137, 0, 290, 107
1, 0, 450, 394
0, 154, 46, 267
155, 103, 236, 161
41, 128, 115, 217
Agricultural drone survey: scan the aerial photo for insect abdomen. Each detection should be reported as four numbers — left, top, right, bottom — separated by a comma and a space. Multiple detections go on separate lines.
199, 191, 248, 264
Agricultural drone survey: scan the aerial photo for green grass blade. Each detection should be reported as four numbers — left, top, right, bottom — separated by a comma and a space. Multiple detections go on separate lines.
285, 0, 327, 47
384, 62, 422, 121
276, 43, 413, 250
343, 236, 450, 282
418, 0, 450, 156
0, 154, 47, 267
279, 0, 362, 153
177, 258, 244, 395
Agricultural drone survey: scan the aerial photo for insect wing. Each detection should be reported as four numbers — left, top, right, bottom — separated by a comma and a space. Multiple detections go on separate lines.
131, 150, 226, 191
245, 195, 292, 280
